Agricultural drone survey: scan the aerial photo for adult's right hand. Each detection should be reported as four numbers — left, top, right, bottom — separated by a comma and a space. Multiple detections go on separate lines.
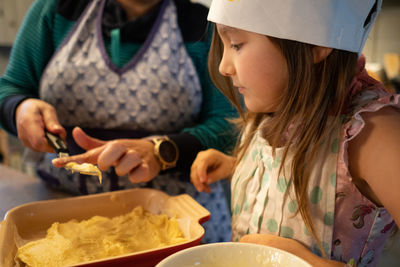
190, 149, 235, 193
15, 98, 66, 153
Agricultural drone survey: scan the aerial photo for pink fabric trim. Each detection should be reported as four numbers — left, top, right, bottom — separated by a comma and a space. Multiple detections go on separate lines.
332, 56, 399, 266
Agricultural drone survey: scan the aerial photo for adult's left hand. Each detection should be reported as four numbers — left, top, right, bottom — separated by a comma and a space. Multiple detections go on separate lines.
52, 127, 161, 183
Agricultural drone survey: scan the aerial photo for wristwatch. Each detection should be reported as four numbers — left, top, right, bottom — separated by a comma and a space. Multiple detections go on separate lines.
151, 136, 179, 171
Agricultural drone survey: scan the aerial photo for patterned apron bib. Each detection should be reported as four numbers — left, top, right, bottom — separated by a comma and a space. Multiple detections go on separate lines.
231, 119, 340, 256
37, 0, 231, 243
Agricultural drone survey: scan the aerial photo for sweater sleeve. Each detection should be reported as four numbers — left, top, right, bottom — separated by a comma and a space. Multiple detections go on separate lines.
168, 26, 238, 173
184, 25, 238, 152
0, 0, 58, 134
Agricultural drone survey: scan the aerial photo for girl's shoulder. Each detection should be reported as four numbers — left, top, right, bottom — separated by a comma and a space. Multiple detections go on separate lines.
332, 89, 399, 264
342, 88, 400, 138
342, 87, 400, 220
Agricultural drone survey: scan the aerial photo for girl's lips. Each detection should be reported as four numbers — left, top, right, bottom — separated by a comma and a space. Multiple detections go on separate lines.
238, 87, 245, 93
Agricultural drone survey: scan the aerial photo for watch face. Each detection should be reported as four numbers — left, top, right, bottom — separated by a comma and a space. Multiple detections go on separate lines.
159, 140, 177, 163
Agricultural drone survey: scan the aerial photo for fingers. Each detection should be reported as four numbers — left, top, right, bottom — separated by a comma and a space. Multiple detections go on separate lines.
112, 149, 142, 176
191, 150, 217, 193
193, 160, 211, 193
190, 149, 235, 193
52, 138, 158, 183
96, 142, 137, 172
42, 106, 66, 139
128, 163, 152, 183
16, 99, 64, 153
52, 146, 104, 167
72, 127, 105, 150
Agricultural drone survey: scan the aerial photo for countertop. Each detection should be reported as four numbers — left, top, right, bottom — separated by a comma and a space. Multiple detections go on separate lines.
0, 164, 398, 266
0, 164, 71, 219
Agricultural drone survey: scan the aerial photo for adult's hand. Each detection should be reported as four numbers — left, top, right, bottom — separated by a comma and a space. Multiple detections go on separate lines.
15, 98, 66, 153
52, 127, 161, 183
190, 148, 235, 193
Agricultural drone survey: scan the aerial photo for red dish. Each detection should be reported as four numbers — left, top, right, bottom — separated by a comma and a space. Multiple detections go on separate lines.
0, 188, 210, 267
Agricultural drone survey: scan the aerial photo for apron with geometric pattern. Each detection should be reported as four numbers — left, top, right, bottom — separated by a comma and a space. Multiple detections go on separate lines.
37, 0, 231, 243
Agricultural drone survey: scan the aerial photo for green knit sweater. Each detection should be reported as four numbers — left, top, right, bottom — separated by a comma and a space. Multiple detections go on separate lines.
0, 0, 237, 158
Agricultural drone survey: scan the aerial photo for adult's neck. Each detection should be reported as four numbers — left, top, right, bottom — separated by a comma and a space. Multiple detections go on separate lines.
116, 0, 162, 20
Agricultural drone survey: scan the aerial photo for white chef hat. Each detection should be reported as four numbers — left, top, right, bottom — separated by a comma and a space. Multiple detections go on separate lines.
208, 0, 382, 54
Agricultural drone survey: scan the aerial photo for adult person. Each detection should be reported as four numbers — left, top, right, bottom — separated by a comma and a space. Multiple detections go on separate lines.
0, 0, 236, 242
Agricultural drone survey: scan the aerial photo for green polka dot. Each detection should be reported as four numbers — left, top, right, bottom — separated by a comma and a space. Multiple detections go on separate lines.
243, 152, 248, 161
262, 173, 270, 187
323, 212, 334, 226
233, 204, 240, 215
312, 242, 330, 257
246, 228, 250, 234
330, 172, 337, 187
310, 186, 322, 204
272, 157, 281, 168
331, 138, 339, 153
280, 226, 294, 238
252, 149, 258, 161
267, 218, 278, 233
322, 242, 330, 255
304, 225, 311, 236
243, 197, 249, 211
266, 157, 273, 170
288, 200, 298, 213
277, 178, 288, 193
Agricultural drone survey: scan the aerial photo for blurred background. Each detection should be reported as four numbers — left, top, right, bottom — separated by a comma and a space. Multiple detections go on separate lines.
0, 0, 399, 265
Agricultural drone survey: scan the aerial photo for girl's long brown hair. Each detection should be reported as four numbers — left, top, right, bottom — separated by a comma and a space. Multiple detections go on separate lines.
209, 24, 358, 256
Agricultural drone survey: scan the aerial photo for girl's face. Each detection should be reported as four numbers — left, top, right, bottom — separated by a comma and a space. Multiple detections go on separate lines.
217, 24, 288, 113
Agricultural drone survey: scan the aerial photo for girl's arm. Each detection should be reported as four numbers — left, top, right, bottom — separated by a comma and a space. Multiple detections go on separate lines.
348, 106, 400, 226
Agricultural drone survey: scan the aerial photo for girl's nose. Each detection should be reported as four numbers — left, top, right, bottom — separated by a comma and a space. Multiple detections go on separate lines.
219, 53, 234, 77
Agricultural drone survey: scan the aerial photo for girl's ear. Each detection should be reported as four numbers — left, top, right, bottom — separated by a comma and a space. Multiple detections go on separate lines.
313, 46, 333, 63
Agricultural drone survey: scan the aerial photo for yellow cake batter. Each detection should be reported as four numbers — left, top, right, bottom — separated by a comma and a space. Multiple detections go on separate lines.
17, 206, 187, 267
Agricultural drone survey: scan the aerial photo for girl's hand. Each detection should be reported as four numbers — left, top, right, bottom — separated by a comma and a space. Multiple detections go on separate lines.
52, 127, 160, 183
190, 148, 235, 193
15, 98, 66, 153
240, 234, 345, 267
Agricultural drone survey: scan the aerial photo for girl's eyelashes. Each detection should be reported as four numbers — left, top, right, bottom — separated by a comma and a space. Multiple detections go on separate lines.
230, 43, 243, 51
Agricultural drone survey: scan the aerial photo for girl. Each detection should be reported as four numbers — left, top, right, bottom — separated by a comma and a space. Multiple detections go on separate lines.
190, 0, 400, 265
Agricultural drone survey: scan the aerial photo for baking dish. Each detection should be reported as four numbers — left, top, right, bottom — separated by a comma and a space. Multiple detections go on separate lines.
0, 188, 210, 267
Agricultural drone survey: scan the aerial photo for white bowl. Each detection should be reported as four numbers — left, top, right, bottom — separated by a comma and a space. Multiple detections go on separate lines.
156, 242, 312, 267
